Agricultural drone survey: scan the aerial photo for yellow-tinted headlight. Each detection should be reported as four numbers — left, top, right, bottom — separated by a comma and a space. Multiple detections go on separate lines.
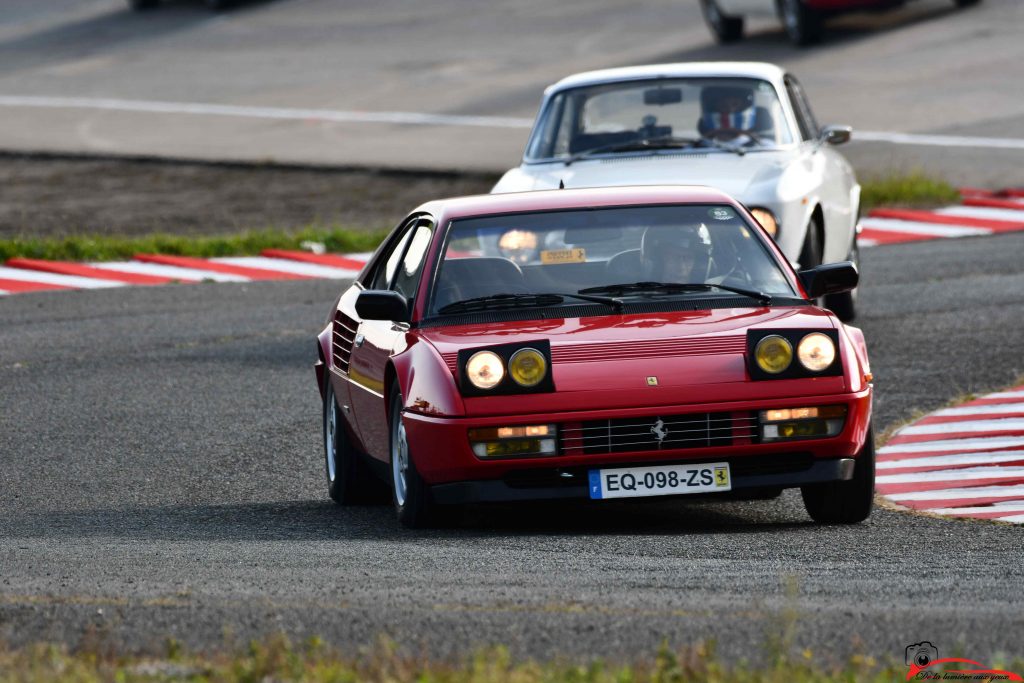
750, 208, 778, 237
508, 348, 547, 387
797, 333, 836, 372
755, 335, 793, 374
466, 350, 505, 389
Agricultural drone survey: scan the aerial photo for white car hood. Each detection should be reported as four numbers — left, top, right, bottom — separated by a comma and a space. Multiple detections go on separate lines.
493, 150, 794, 200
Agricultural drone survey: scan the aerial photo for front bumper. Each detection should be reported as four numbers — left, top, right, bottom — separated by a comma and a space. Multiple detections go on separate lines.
431, 455, 854, 504
402, 388, 872, 493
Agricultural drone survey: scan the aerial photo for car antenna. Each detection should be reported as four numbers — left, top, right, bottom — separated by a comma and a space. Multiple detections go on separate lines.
559, 179, 565, 189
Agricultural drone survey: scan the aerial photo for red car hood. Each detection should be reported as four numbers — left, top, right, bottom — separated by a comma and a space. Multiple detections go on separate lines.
418, 306, 847, 417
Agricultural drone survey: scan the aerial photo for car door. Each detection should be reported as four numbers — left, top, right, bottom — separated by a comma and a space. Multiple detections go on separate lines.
347, 217, 434, 463
785, 75, 857, 264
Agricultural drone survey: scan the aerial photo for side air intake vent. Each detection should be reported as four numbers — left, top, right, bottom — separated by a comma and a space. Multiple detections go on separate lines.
332, 311, 358, 374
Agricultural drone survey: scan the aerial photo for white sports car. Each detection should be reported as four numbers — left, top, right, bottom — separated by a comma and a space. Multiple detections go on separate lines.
493, 62, 861, 321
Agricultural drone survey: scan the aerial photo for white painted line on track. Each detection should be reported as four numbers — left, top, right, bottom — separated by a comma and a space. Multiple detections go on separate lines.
0, 96, 536, 129
998, 514, 1024, 523
930, 502, 1024, 516
987, 391, 1024, 400
897, 418, 1024, 436
211, 256, 360, 279
876, 451, 1024, 470
0, 289, 8, 296
0, 266, 123, 289
90, 261, 248, 282
877, 466, 1024, 485
4, 95, 1024, 150
935, 206, 1024, 223
857, 217, 991, 237
879, 436, 1024, 455
887, 484, 1024, 502
858, 238, 879, 248
931, 403, 1024, 417
854, 130, 1024, 150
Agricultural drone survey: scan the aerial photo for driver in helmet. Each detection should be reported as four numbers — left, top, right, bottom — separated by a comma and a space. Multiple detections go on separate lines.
698, 85, 758, 139
640, 224, 711, 283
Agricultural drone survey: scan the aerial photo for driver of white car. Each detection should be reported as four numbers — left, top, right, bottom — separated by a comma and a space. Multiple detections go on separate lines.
697, 85, 773, 141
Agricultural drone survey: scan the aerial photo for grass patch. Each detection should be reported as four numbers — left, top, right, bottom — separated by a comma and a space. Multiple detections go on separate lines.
860, 171, 961, 212
0, 227, 390, 263
0, 634, 938, 683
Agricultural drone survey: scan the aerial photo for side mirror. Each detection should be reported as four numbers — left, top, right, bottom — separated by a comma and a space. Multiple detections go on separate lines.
355, 290, 409, 322
799, 261, 859, 299
820, 125, 851, 146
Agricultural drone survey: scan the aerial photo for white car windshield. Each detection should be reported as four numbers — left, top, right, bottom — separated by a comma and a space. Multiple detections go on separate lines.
525, 78, 794, 162
429, 205, 796, 316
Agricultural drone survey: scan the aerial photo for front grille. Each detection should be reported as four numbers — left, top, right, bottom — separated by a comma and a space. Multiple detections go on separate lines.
560, 412, 758, 456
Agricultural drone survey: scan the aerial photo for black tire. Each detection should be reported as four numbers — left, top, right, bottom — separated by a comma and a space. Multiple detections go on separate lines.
953, 0, 980, 6
388, 382, 446, 528
323, 379, 384, 505
824, 236, 858, 322
700, 0, 745, 43
801, 426, 875, 524
127, 0, 160, 9
778, 0, 823, 46
205, 0, 232, 9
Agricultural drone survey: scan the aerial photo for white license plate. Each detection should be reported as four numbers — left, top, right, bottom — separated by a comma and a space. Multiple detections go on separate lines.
588, 462, 731, 500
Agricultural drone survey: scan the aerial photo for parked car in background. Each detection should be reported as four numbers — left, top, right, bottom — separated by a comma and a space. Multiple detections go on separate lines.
315, 185, 874, 529
700, 0, 982, 46
493, 62, 861, 320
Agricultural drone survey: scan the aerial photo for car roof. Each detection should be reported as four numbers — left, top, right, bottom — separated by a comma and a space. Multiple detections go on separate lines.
415, 185, 741, 222
545, 62, 787, 94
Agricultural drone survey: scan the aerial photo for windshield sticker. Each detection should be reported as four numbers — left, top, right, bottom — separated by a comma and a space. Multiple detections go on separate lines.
540, 248, 587, 265
708, 207, 734, 221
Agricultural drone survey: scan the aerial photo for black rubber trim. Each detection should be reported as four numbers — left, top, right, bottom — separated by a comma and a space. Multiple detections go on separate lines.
420, 298, 808, 329
430, 458, 854, 504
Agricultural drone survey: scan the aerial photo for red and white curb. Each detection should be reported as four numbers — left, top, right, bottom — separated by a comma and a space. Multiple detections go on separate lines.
0, 250, 372, 296
4, 187, 1024, 297
876, 385, 1024, 524
858, 187, 1024, 247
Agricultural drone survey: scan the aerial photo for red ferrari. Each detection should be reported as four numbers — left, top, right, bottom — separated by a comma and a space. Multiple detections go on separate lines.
315, 186, 874, 528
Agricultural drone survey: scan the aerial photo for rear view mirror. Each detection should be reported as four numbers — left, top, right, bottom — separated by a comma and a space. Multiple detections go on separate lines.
355, 290, 409, 322
820, 125, 851, 145
643, 87, 683, 106
798, 261, 858, 299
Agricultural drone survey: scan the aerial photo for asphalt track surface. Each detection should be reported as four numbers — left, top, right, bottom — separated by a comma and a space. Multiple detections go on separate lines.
0, 0, 1022, 184
1, 231, 1022, 663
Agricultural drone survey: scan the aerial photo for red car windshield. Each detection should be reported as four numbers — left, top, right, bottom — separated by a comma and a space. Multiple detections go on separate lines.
429, 205, 795, 316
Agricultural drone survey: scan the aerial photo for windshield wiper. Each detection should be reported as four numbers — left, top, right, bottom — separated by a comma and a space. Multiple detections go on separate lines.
564, 136, 699, 166
579, 281, 772, 306
438, 291, 623, 315
694, 137, 747, 156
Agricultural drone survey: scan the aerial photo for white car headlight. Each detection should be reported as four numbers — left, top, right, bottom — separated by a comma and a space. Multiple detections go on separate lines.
466, 350, 505, 389
797, 333, 836, 372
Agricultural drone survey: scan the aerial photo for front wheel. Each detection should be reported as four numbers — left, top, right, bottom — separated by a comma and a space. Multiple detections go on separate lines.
388, 383, 445, 528
953, 0, 981, 6
778, 0, 823, 46
700, 0, 745, 43
801, 426, 875, 524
